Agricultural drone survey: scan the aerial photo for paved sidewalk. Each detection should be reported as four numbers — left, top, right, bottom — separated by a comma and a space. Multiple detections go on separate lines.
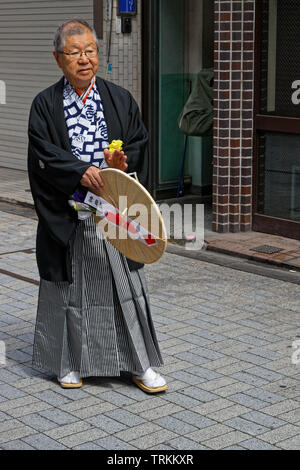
0, 210, 299, 450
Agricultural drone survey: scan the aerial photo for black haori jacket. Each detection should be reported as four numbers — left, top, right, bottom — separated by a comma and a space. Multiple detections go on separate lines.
27, 76, 149, 282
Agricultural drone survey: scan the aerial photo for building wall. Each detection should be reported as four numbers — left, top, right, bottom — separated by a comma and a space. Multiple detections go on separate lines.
213, 0, 256, 232
98, 0, 142, 107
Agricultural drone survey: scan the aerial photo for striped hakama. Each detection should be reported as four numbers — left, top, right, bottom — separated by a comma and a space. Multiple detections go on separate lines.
32, 216, 164, 379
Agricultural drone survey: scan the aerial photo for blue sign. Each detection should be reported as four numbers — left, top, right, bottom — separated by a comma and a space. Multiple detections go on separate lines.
119, 0, 136, 15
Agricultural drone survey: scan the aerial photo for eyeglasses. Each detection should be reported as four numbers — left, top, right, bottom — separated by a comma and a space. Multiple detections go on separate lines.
58, 48, 98, 60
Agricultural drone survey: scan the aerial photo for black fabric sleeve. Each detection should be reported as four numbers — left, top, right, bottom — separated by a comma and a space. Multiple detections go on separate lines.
28, 95, 92, 196
124, 92, 149, 188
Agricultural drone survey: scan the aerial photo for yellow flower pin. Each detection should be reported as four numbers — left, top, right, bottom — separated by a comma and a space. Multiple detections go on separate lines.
108, 140, 124, 154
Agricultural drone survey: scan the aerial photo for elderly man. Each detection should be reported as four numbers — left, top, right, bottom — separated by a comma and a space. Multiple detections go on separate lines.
27, 19, 167, 393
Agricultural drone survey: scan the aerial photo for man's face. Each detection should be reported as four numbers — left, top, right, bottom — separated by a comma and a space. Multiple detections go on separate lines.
53, 28, 99, 90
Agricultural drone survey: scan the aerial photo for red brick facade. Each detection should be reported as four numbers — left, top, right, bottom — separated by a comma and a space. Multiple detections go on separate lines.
213, 0, 256, 233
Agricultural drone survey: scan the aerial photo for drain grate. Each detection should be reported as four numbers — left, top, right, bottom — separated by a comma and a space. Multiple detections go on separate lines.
250, 245, 284, 254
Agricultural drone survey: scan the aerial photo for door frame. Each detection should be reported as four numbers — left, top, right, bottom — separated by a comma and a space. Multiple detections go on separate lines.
253, 0, 300, 239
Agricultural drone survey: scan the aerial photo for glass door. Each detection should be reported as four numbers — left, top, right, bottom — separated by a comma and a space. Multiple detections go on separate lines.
254, 0, 300, 239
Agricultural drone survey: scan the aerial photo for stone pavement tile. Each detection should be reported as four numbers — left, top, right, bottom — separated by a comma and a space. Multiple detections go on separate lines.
162, 391, 204, 409
168, 370, 207, 386
188, 346, 225, 361
199, 377, 238, 392
116, 384, 161, 402
260, 400, 300, 416
240, 411, 287, 429
7, 364, 42, 378
19, 413, 59, 431
129, 429, 178, 450
192, 330, 227, 343
86, 414, 127, 433
104, 408, 146, 427
240, 438, 281, 450
235, 335, 269, 347
223, 417, 269, 436
1, 439, 36, 450
173, 352, 210, 366
263, 381, 300, 400
124, 397, 167, 414
153, 416, 198, 435
94, 436, 137, 450
245, 366, 284, 382
0, 384, 26, 399
0, 411, 10, 422
0, 396, 38, 412
33, 390, 72, 406
0, 425, 37, 444
45, 421, 92, 440
278, 435, 300, 450
23, 433, 67, 450
193, 398, 233, 415
248, 348, 284, 361
6, 401, 53, 418
214, 383, 253, 398
203, 357, 240, 371
72, 442, 106, 450
230, 372, 269, 387
185, 424, 234, 443
136, 403, 183, 421
202, 430, 250, 450
215, 361, 254, 376
185, 366, 223, 381
178, 334, 213, 347
114, 422, 162, 442
59, 396, 104, 413
0, 369, 23, 383
259, 424, 300, 445
227, 393, 270, 410
58, 428, 108, 448
148, 444, 176, 450
223, 445, 246, 450
180, 386, 219, 403
245, 388, 285, 404
39, 408, 78, 425
207, 405, 250, 422
97, 390, 137, 406
278, 409, 300, 424
49, 386, 90, 401
231, 352, 270, 366
166, 437, 208, 450
171, 410, 216, 429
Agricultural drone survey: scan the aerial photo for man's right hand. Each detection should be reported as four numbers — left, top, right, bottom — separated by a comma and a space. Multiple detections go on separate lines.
80, 166, 103, 192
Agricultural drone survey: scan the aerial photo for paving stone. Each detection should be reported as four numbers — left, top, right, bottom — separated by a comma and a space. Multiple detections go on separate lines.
232, 352, 270, 365
185, 366, 222, 381
166, 436, 208, 450
96, 390, 136, 406
153, 416, 198, 435
228, 393, 270, 410
104, 408, 146, 427
180, 386, 219, 403
19, 413, 59, 431
240, 438, 280, 450
230, 372, 268, 387
246, 366, 284, 382
278, 435, 300, 450
39, 408, 78, 425
58, 428, 108, 448
129, 429, 178, 449
203, 430, 250, 450
94, 436, 138, 450
86, 414, 127, 433
260, 400, 300, 416
171, 410, 216, 429
114, 422, 162, 442
0, 425, 37, 444
173, 352, 209, 365
207, 404, 250, 422
223, 417, 269, 436
0, 384, 26, 399
244, 388, 285, 404
186, 424, 234, 443
45, 421, 92, 440
258, 424, 300, 445
23, 433, 67, 450
162, 391, 203, 409
1, 439, 36, 450
241, 411, 287, 429
33, 390, 73, 407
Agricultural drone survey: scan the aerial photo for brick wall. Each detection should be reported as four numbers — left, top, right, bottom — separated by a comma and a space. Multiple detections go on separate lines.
98, 0, 142, 107
213, 0, 256, 233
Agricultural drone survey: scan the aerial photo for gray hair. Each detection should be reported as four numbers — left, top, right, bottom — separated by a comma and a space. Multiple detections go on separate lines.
53, 19, 99, 51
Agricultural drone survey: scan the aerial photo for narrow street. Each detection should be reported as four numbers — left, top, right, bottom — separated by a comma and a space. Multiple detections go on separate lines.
0, 206, 299, 450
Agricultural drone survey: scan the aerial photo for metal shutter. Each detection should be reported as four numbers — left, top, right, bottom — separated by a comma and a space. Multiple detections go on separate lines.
0, 0, 93, 170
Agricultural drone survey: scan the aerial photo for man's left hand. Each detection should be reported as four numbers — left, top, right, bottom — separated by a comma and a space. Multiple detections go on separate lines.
104, 149, 128, 171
